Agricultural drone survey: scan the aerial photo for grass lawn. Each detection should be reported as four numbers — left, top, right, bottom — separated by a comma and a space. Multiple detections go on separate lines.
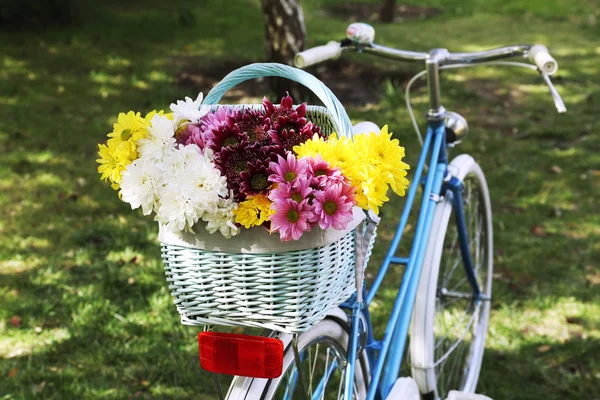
1, 0, 599, 398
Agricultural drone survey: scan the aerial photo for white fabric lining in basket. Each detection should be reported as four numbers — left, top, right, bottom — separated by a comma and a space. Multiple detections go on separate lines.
159, 207, 365, 253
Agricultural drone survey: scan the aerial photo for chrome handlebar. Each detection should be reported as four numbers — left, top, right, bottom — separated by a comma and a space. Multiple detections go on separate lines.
294, 23, 565, 113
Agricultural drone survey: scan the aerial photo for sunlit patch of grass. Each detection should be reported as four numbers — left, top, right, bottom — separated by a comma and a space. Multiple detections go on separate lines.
0, 328, 71, 358
490, 297, 600, 348
0, 257, 43, 275
89, 70, 125, 86
147, 70, 172, 83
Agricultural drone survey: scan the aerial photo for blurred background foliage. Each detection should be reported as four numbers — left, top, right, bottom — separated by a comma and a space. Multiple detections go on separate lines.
0, 0, 599, 399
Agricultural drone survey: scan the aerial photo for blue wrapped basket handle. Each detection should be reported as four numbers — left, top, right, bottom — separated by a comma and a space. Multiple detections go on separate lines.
203, 63, 353, 138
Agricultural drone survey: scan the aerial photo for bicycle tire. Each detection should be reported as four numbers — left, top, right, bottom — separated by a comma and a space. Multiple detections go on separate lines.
410, 154, 493, 400
226, 311, 370, 400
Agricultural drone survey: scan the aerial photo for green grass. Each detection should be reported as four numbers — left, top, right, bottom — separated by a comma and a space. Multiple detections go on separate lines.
1, 0, 599, 398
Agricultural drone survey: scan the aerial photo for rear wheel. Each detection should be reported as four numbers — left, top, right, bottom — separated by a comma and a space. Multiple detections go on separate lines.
410, 155, 493, 400
227, 315, 370, 400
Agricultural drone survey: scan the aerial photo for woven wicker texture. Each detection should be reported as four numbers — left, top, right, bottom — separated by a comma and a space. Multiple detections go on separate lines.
160, 63, 370, 333
162, 230, 356, 333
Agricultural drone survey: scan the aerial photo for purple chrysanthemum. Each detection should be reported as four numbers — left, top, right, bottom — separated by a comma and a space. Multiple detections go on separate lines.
263, 94, 322, 153
234, 109, 270, 145
240, 158, 272, 196
213, 143, 258, 200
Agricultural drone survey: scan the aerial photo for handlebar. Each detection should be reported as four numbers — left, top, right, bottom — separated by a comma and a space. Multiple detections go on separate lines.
296, 41, 559, 75
294, 41, 342, 68
528, 44, 558, 75
294, 23, 564, 113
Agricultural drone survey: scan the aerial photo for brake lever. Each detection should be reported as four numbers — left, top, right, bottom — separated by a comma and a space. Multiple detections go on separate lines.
540, 72, 567, 113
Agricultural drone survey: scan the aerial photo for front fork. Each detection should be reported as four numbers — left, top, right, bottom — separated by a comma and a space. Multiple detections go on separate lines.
446, 176, 482, 300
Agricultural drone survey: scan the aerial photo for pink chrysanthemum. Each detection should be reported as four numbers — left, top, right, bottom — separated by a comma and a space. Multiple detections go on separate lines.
270, 198, 313, 241
201, 107, 237, 139
269, 179, 312, 205
305, 155, 344, 189
312, 182, 355, 230
176, 123, 205, 148
269, 153, 308, 186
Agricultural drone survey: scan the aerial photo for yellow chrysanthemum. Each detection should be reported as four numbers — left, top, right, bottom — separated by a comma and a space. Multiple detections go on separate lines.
252, 194, 275, 225
304, 125, 411, 214
144, 109, 173, 123
353, 125, 410, 196
96, 140, 131, 190
319, 133, 357, 173
107, 111, 149, 159
293, 133, 329, 158
355, 166, 390, 215
234, 195, 274, 229
98, 110, 167, 190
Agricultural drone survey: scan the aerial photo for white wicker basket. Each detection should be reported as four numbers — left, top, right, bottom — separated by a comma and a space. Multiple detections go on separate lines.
161, 222, 360, 333
160, 63, 377, 333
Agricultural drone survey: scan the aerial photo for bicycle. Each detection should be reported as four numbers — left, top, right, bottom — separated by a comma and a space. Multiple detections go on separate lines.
215, 22, 565, 400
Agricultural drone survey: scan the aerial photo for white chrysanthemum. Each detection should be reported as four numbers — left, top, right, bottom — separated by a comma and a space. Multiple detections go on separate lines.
138, 114, 177, 161
158, 143, 202, 181
156, 145, 229, 233
203, 147, 215, 162
203, 196, 240, 239
120, 158, 162, 216
157, 189, 198, 232
170, 92, 210, 125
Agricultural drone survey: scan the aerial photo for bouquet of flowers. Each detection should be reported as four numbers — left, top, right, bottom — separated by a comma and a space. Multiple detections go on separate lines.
97, 93, 410, 241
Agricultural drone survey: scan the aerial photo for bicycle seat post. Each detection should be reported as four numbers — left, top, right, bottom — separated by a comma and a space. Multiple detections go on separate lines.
425, 48, 449, 121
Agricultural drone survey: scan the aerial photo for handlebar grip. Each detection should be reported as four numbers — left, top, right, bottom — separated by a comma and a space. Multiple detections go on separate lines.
528, 45, 558, 75
294, 41, 342, 68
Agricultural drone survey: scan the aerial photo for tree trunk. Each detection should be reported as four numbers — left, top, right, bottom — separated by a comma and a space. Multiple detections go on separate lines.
259, 0, 307, 100
380, 0, 395, 23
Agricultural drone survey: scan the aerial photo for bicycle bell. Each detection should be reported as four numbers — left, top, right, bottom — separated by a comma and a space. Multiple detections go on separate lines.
346, 23, 375, 45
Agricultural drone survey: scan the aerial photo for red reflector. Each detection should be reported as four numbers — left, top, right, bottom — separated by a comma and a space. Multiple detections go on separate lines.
198, 332, 284, 379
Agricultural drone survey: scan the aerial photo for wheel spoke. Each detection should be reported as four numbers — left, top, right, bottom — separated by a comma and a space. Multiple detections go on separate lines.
308, 343, 319, 394
442, 229, 461, 288
337, 365, 346, 400
265, 319, 366, 400
319, 348, 331, 400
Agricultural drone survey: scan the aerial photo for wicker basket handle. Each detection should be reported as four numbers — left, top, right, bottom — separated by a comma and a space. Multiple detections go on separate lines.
203, 63, 353, 138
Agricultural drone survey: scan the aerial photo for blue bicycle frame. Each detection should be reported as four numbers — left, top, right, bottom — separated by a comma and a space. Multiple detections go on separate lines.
283, 37, 564, 400
336, 117, 481, 400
